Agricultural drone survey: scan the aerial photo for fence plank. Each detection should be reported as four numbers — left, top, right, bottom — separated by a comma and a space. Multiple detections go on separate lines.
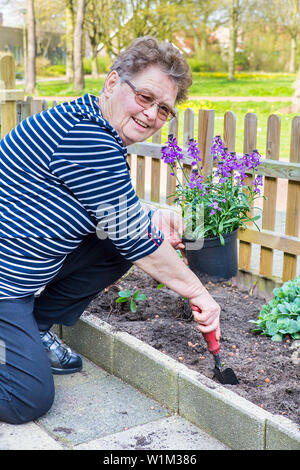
259, 114, 281, 277
223, 111, 236, 152
20, 96, 33, 121
198, 109, 214, 176
238, 227, 300, 256
183, 108, 194, 146
238, 113, 257, 271
31, 98, 43, 115
183, 108, 194, 185
151, 130, 162, 203
283, 116, 300, 281
136, 155, 146, 199
0, 55, 16, 138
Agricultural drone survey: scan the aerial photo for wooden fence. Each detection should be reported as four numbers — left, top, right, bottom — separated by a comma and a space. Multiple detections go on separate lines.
1, 53, 300, 289
126, 110, 300, 286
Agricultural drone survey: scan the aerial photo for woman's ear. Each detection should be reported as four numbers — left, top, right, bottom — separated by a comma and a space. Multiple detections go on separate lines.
103, 71, 120, 97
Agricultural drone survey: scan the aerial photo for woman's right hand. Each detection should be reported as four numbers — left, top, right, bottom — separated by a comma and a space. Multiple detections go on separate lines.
189, 292, 221, 340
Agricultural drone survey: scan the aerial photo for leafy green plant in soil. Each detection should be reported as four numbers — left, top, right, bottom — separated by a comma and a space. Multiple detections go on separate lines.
116, 288, 147, 313
249, 276, 300, 341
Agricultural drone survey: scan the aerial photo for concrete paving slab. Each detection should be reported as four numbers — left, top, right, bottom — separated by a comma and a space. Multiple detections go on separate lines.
0, 422, 65, 450
37, 359, 171, 447
75, 415, 230, 450
53, 356, 109, 390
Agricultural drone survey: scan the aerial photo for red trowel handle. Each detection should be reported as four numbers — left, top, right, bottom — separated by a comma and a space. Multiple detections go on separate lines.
192, 306, 220, 355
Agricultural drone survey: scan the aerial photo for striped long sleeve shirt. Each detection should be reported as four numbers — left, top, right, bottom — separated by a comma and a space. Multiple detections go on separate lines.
0, 93, 164, 299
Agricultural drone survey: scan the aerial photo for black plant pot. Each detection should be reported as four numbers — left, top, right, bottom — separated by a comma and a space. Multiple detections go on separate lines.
184, 229, 238, 281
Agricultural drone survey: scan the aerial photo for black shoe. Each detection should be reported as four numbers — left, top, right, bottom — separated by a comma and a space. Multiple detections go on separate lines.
40, 330, 82, 375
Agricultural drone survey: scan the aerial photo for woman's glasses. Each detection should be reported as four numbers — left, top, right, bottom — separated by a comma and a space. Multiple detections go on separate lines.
124, 79, 176, 121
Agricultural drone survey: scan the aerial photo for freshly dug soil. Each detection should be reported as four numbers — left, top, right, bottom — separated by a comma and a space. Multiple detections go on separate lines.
85, 266, 300, 426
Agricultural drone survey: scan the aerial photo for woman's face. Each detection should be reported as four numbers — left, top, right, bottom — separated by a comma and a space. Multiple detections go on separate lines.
99, 65, 178, 147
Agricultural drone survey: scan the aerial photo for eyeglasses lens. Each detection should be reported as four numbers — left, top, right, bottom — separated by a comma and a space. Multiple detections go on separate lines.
135, 93, 171, 121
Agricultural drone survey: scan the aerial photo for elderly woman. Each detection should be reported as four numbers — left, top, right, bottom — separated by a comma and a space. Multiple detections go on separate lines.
0, 36, 220, 424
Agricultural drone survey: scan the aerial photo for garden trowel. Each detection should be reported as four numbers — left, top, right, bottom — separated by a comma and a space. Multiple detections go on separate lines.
192, 306, 239, 385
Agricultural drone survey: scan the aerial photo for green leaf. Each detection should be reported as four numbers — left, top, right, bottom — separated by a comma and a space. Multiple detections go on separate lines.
271, 333, 283, 342
116, 297, 129, 303
133, 290, 147, 301
156, 283, 165, 289
266, 320, 278, 336
287, 319, 300, 334
130, 299, 137, 312
277, 304, 290, 314
118, 289, 131, 298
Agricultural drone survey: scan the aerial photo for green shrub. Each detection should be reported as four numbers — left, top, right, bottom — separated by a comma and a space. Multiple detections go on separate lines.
187, 50, 226, 73
235, 52, 250, 71
43, 64, 66, 77
36, 56, 51, 75
186, 58, 207, 72
83, 56, 111, 75
249, 276, 300, 341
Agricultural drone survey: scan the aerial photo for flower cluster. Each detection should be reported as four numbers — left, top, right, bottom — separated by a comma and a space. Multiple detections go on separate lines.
161, 135, 264, 243
161, 135, 184, 176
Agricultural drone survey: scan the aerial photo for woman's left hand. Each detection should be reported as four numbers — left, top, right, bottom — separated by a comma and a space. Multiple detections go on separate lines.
151, 209, 187, 264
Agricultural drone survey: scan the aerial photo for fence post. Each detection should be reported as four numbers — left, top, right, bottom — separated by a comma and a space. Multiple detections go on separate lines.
238, 113, 257, 271
198, 109, 214, 176
0, 55, 24, 138
259, 114, 281, 277
282, 116, 300, 281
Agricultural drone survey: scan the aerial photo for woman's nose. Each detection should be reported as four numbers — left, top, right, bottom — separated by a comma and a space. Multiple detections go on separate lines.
142, 103, 159, 120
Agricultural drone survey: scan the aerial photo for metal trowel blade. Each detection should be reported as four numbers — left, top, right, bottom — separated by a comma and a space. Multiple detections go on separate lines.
214, 366, 239, 385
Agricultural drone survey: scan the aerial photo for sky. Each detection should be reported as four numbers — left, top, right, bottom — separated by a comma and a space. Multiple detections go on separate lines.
0, 0, 26, 27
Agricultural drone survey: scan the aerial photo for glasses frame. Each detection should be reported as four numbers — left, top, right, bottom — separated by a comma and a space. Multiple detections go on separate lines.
124, 79, 176, 121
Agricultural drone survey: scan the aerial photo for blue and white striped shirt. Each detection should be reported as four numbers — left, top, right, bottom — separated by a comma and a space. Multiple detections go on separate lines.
0, 93, 164, 299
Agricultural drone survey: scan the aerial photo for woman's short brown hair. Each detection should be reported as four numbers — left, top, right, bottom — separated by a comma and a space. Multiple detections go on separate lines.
108, 36, 192, 103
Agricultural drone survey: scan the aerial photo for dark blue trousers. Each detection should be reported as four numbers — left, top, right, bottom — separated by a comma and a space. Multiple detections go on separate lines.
0, 234, 131, 424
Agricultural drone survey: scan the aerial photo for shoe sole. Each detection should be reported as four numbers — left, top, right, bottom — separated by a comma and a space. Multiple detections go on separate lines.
51, 364, 83, 375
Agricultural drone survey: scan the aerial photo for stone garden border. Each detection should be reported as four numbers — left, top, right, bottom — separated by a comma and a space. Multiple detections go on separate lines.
56, 312, 300, 450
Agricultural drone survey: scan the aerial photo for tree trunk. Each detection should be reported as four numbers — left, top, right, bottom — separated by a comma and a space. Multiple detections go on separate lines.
65, 0, 74, 83
25, 0, 36, 94
74, 0, 85, 91
192, 33, 201, 57
23, 22, 27, 81
228, 0, 238, 81
91, 44, 98, 78
289, 36, 297, 73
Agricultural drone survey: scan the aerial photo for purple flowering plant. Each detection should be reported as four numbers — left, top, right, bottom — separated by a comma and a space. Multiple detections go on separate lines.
161, 134, 264, 245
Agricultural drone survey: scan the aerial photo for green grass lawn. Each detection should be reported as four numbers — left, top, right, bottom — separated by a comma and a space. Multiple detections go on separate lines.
28, 72, 296, 98
188, 72, 296, 97
34, 77, 106, 97
21, 73, 298, 160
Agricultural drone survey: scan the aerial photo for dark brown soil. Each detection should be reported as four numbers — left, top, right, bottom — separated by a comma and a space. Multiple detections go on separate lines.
85, 266, 300, 426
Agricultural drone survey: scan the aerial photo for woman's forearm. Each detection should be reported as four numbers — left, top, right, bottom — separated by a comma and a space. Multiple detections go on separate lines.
134, 239, 221, 336
133, 239, 205, 300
